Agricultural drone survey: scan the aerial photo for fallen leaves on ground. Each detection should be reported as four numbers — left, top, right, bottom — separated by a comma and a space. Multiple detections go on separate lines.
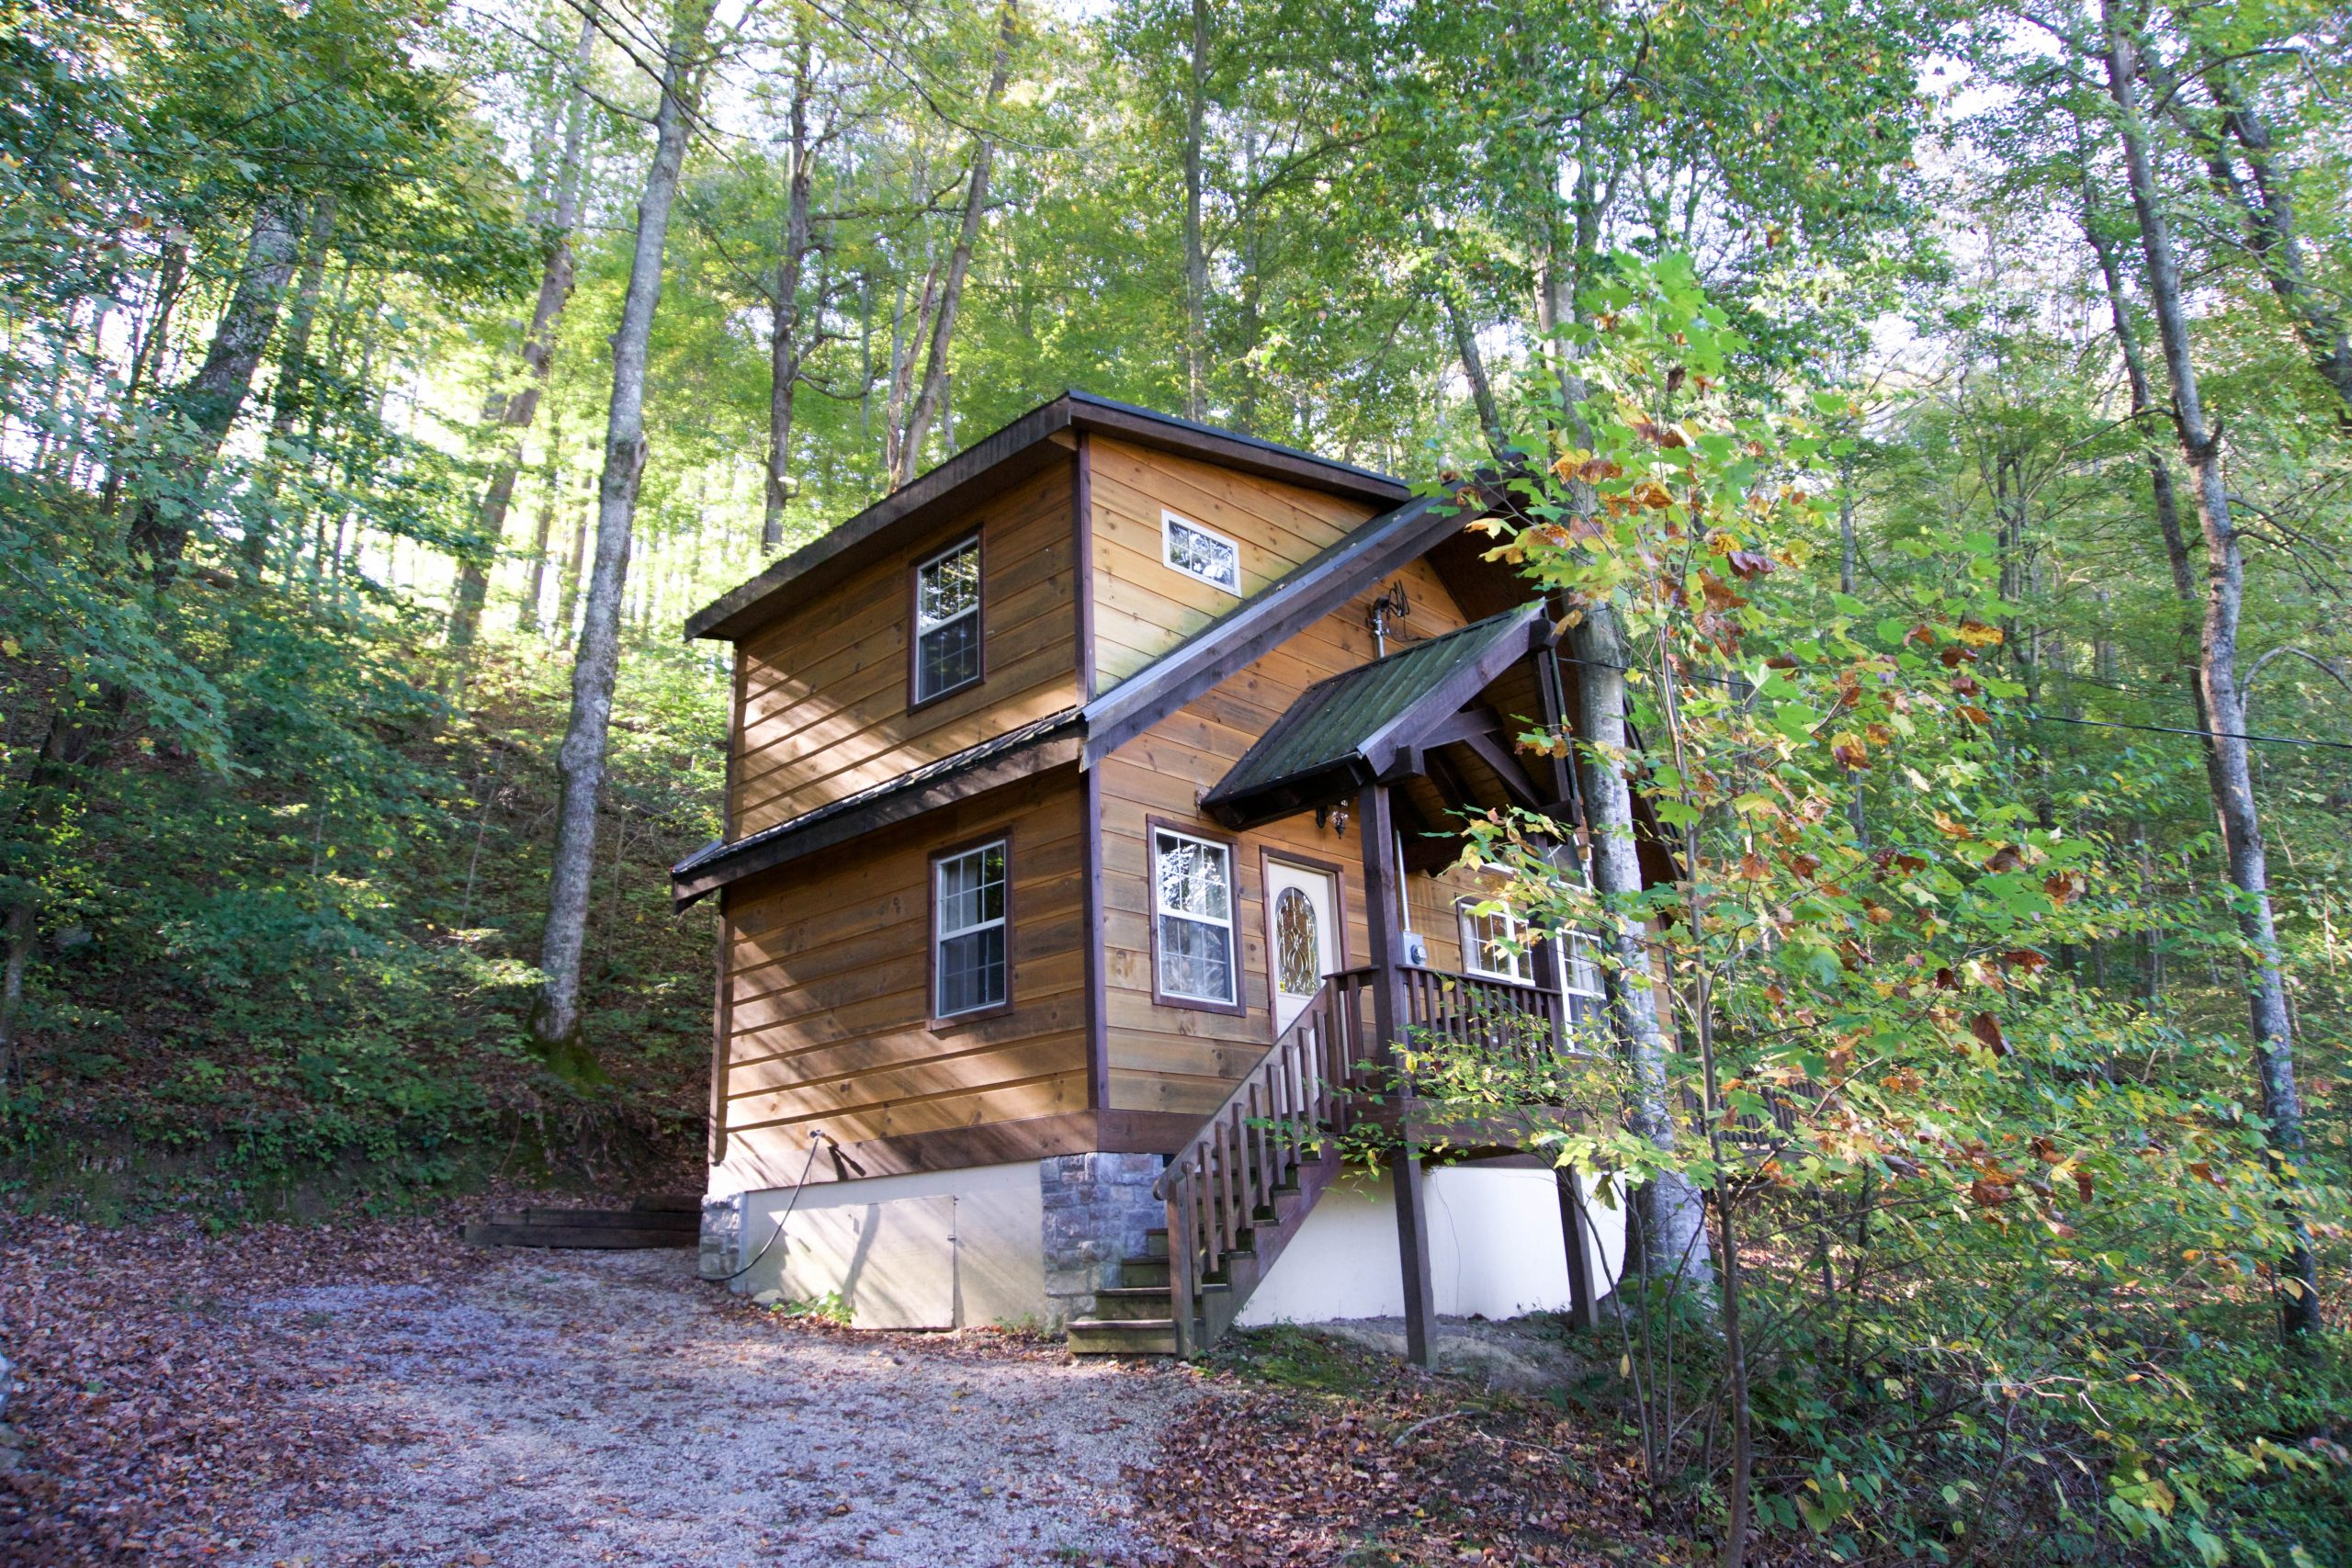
1128, 1333, 1809, 1568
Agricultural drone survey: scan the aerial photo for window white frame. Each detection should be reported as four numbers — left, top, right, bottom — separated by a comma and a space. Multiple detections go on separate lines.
1457, 898, 1533, 984
932, 837, 1008, 1019
913, 536, 982, 704
1161, 509, 1241, 594
1151, 826, 1238, 1007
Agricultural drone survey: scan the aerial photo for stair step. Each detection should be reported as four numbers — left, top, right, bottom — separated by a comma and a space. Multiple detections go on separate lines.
463, 1222, 697, 1250
631, 1194, 703, 1213
1140, 1228, 1169, 1259
1066, 1317, 1180, 1356
515, 1207, 696, 1229
1118, 1258, 1170, 1289
1087, 1287, 1173, 1322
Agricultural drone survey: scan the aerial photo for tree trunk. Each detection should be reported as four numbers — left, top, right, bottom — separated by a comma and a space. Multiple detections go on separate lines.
2101, 1, 2320, 1336
124, 200, 302, 581
1182, 0, 1210, 420
1454, 287, 1713, 1296
2203, 73, 2352, 413
763, 28, 817, 553
894, 0, 1017, 487
448, 12, 597, 668
521, 429, 562, 633
246, 193, 338, 575
1443, 290, 1504, 454
1566, 603, 1715, 1292
531, 0, 714, 1051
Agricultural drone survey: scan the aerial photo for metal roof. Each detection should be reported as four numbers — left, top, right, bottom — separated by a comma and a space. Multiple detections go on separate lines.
1199, 604, 1545, 829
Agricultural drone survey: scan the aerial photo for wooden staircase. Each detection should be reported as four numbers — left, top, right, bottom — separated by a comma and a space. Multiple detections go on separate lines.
462, 1195, 701, 1250
1068, 970, 1374, 1357
1067, 962, 1602, 1358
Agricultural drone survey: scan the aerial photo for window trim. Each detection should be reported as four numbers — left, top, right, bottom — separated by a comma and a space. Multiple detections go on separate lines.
1260, 848, 1351, 1009
908, 533, 986, 712
1147, 817, 1248, 1016
927, 831, 1014, 1031
1456, 895, 1534, 985
1160, 509, 1242, 595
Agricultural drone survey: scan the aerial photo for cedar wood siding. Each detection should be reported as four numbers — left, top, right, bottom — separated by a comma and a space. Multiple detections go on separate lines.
1096, 558, 1505, 1118
1085, 435, 1384, 696
731, 461, 1080, 839
715, 767, 1089, 1182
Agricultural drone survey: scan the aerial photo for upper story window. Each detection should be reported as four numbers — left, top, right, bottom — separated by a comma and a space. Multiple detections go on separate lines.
1162, 511, 1240, 594
933, 838, 1008, 1019
1458, 899, 1532, 984
913, 536, 982, 704
1152, 826, 1238, 1007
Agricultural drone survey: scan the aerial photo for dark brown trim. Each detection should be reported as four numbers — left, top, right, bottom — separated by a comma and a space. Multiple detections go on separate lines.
685, 391, 1404, 644
1081, 765, 1108, 1111
673, 730, 1080, 907
709, 899, 734, 1167
1144, 815, 1250, 1017
1096, 1108, 1210, 1154
1072, 432, 1096, 700
1083, 489, 1472, 764
708, 643, 751, 1167
926, 829, 1017, 1032
1259, 847, 1351, 1010
1455, 728, 1544, 808
906, 531, 986, 715
1068, 393, 1406, 505
771, 1111, 1109, 1184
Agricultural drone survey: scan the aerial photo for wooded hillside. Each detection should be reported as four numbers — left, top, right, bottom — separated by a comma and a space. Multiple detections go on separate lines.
0, 0, 2346, 1561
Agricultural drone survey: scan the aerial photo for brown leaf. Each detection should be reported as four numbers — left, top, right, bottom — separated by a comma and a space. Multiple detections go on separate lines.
2075, 1169, 2095, 1202
1737, 852, 1770, 880
1984, 844, 2024, 873
1970, 1011, 2008, 1055
1789, 852, 1821, 879
2044, 870, 2086, 906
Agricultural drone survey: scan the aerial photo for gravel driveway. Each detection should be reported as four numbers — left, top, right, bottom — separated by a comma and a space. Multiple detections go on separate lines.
239, 1248, 1193, 1568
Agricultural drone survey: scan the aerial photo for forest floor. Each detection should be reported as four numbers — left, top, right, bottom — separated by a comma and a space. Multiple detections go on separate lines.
2, 1211, 1724, 1568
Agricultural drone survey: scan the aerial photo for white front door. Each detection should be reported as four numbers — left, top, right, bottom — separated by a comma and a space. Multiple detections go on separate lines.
1265, 860, 1341, 1033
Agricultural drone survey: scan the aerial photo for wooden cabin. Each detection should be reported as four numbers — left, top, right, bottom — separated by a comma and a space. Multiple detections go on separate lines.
674, 392, 1627, 1359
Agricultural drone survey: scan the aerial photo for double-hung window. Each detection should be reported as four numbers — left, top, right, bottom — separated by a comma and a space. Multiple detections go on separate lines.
1162, 511, 1240, 594
933, 839, 1008, 1019
1459, 899, 1532, 984
913, 536, 982, 703
1152, 827, 1237, 1007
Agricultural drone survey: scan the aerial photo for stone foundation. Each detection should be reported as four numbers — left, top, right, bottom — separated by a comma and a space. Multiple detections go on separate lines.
1039, 1153, 1165, 1326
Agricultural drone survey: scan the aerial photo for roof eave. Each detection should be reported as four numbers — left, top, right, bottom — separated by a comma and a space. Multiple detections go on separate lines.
684, 391, 1410, 645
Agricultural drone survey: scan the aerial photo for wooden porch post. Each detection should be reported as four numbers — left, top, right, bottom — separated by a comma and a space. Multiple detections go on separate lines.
1358, 779, 1436, 1368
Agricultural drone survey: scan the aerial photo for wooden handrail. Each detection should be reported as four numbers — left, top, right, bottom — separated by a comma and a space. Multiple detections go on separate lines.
1153, 966, 1376, 1354
1150, 962, 1614, 1352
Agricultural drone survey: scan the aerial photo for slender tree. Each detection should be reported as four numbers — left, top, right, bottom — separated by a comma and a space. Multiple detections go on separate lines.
447, 11, 598, 674
2098, 0, 2321, 1335
532, 0, 718, 1049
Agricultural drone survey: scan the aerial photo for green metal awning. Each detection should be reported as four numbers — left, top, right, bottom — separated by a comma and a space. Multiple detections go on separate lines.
1199, 604, 1546, 830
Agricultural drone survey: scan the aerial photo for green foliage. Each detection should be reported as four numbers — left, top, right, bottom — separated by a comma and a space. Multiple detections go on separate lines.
1396, 253, 2352, 1564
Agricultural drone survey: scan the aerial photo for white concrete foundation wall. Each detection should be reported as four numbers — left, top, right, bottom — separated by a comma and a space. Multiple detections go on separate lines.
718, 1161, 1048, 1332
1238, 1165, 1628, 1325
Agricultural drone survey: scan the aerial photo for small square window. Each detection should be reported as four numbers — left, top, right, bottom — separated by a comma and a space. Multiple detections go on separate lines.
1162, 512, 1240, 593
933, 839, 1008, 1018
914, 537, 981, 703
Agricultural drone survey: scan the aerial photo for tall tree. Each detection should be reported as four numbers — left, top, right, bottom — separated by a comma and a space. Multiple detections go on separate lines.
532, 0, 718, 1050
447, 10, 599, 673
891, 0, 1018, 487
2098, 0, 2321, 1334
